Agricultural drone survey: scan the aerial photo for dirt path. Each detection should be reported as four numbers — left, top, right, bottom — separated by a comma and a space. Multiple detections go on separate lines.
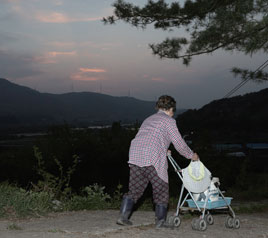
0, 210, 267, 238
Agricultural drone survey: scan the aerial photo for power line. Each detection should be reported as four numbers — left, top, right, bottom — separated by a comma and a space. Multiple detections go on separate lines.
223, 59, 268, 98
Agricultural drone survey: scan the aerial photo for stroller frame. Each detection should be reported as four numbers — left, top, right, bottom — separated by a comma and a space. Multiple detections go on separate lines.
167, 154, 240, 231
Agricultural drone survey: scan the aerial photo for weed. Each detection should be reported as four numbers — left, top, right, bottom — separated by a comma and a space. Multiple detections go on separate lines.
63, 184, 111, 210
0, 182, 53, 218
109, 183, 123, 209
32, 146, 79, 199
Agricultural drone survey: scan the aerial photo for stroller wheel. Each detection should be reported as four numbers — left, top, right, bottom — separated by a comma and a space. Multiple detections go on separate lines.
197, 219, 207, 231
225, 216, 233, 228
233, 217, 240, 229
167, 215, 175, 225
168, 215, 181, 228
191, 218, 199, 230
191, 218, 207, 231
205, 214, 214, 225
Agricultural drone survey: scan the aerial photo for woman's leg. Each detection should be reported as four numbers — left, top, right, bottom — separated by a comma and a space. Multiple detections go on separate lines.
147, 166, 169, 205
146, 166, 169, 228
125, 165, 150, 203
117, 165, 149, 225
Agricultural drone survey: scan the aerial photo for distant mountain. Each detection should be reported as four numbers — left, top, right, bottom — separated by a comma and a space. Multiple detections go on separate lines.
0, 78, 185, 128
177, 88, 268, 142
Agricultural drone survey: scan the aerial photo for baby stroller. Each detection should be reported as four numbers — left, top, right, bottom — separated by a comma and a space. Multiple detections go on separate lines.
166, 154, 240, 231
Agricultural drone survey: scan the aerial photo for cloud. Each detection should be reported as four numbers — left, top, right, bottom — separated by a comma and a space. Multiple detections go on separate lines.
0, 32, 18, 44
70, 74, 99, 81
79, 68, 106, 73
143, 75, 166, 82
35, 11, 102, 23
70, 67, 107, 81
0, 49, 43, 78
47, 51, 77, 57
4, 1, 102, 23
34, 51, 77, 64
47, 41, 76, 48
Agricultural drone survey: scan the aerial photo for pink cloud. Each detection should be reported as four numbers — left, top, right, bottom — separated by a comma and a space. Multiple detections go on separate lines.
35, 12, 101, 23
33, 51, 76, 64
142, 74, 166, 82
47, 51, 77, 57
71, 73, 99, 81
79, 68, 106, 73
33, 56, 57, 64
70, 67, 106, 81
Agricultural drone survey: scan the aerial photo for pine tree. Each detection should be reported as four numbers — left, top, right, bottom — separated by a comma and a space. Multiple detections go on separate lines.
103, 0, 268, 81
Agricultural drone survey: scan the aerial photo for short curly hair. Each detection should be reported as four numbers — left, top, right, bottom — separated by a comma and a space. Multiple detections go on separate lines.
156, 95, 176, 112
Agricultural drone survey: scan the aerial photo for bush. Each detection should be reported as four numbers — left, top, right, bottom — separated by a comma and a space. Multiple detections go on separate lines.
0, 182, 119, 218
63, 184, 112, 210
0, 182, 53, 218
32, 146, 78, 199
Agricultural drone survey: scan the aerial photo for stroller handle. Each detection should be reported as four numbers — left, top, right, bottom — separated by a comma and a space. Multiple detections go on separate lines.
167, 154, 182, 172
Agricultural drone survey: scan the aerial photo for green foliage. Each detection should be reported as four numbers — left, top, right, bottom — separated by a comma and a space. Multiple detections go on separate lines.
109, 183, 123, 208
0, 182, 120, 218
232, 67, 268, 82
0, 182, 53, 218
32, 146, 79, 199
0, 182, 121, 218
63, 184, 112, 210
233, 202, 268, 214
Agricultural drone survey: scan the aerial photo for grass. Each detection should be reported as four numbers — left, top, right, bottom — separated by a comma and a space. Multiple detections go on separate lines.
1, 181, 268, 219
232, 201, 268, 214
0, 182, 53, 218
0, 182, 120, 218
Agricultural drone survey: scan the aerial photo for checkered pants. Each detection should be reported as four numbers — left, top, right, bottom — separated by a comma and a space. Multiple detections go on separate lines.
125, 164, 169, 204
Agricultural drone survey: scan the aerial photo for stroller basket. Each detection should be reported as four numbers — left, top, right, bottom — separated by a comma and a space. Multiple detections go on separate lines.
186, 197, 232, 209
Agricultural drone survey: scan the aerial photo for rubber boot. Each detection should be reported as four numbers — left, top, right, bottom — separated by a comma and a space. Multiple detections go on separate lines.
155, 204, 171, 228
116, 196, 134, 226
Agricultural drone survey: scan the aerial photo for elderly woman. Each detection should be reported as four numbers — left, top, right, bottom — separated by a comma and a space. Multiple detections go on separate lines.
117, 95, 199, 228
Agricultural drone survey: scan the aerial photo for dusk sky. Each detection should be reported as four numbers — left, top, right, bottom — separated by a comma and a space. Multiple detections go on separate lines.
1, 0, 267, 109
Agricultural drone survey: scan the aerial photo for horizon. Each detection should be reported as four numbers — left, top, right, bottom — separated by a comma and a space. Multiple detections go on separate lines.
2, 77, 267, 111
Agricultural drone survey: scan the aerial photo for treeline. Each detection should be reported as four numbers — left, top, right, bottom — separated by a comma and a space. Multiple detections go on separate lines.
0, 123, 136, 195
177, 88, 268, 143
0, 123, 267, 200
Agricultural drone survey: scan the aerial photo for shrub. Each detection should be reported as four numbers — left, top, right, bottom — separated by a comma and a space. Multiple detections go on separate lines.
0, 182, 53, 218
63, 184, 111, 210
32, 146, 78, 199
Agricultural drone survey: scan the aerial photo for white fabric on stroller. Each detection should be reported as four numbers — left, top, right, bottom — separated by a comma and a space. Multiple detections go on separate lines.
182, 160, 211, 193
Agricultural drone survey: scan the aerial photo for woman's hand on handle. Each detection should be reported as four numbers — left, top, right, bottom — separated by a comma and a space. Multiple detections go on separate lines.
191, 153, 199, 161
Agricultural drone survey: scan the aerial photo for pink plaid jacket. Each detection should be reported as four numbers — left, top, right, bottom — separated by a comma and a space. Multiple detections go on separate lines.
129, 110, 194, 183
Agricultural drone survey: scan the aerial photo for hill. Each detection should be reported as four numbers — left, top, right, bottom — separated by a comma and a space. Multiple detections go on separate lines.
0, 78, 160, 128
177, 88, 268, 142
